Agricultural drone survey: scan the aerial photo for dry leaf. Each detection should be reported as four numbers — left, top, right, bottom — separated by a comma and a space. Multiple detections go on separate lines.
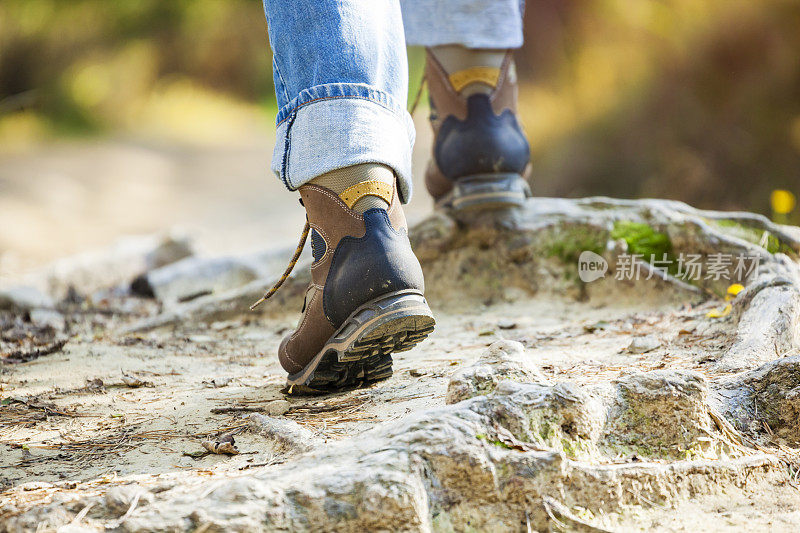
201, 434, 239, 455
86, 378, 105, 392
121, 373, 152, 388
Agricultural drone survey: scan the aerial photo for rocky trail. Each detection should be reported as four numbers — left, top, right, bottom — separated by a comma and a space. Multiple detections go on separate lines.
2, 197, 800, 532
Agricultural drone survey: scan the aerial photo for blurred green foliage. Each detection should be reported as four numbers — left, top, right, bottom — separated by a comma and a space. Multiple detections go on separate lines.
0, 0, 273, 134
1, 0, 799, 217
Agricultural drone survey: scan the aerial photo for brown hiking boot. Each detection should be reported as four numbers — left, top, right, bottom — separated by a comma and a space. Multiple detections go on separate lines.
254, 180, 435, 394
424, 50, 532, 212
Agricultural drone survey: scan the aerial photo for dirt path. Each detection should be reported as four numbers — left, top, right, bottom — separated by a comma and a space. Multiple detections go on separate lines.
2, 296, 683, 485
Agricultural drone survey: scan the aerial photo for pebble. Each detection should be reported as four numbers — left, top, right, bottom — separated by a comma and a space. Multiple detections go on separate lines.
0, 286, 53, 312
29, 308, 66, 331
625, 336, 661, 353
145, 235, 194, 270
267, 400, 291, 416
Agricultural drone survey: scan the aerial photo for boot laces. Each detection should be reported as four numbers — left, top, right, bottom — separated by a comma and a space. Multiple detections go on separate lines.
250, 220, 310, 310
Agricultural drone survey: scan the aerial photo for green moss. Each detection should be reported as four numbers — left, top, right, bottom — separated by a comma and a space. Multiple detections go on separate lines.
538, 419, 557, 442
560, 437, 594, 459
611, 220, 680, 275
475, 433, 512, 450
611, 221, 672, 258
712, 219, 795, 255
544, 225, 608, 264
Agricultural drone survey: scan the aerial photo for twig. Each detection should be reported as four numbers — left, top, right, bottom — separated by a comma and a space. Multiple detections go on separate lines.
210, 406, 265, 414
2, 339, 67, 364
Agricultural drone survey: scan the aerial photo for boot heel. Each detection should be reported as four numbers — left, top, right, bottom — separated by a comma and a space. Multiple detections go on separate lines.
285, 290, 435, 394
443, 173, 532, 212
334, 289, 435, 362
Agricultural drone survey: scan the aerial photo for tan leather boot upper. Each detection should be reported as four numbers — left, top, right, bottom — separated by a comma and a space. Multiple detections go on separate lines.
278, 181, 417, 374
424, 50, 530, 202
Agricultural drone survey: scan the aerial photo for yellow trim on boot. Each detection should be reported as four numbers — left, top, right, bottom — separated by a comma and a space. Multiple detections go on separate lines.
339, 180, 394, 209
448, 66, 500, 92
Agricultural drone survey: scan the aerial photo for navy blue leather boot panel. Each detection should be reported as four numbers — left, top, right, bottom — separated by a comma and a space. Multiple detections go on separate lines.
434, 94, 530, 180
323, 209, 425, 328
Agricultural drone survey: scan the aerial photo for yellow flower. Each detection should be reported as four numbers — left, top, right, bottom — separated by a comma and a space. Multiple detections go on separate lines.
726, 283, 745, 300
771, 190, 796, 215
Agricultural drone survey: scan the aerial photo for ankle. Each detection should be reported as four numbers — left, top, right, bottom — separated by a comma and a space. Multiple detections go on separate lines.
310, 163, 395, 213
429, 45, 510, 97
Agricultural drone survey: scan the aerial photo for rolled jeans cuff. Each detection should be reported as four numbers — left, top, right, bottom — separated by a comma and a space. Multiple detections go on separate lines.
401, 0, 525, 49
271, 83, 415, 202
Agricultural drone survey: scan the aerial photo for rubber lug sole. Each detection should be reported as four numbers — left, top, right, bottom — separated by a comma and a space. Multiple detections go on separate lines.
283, 290, 435, 395
437, 172, 532, 213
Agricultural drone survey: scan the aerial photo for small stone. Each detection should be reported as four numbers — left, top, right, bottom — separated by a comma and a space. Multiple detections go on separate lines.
86, 378, 105, 392
267, 400, 291, 417
121, 373, 150, 388
502, 287, 529, 301
0, 286, 54, 312
497, 319, 517, 330
249, 414, 320, 453
29, 308, 66, 331
625, 336, 661, 353
145, 235, 194, 270
203, 377, 232, 388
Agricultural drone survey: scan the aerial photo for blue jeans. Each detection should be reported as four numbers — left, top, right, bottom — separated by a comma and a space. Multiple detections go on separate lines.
263, 0, 525, 202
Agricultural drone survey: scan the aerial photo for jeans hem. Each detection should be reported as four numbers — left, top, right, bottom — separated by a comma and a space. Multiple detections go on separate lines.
405, 34, 524, 49
402, 0, 525, 49
271, 86, 415, 202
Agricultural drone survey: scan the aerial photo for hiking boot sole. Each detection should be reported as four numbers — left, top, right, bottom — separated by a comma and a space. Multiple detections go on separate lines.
284, 289, 435, 395
437, 173, 532, 213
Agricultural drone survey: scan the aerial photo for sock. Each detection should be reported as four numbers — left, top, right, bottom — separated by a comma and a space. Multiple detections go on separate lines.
430, 45, 509, 97
310, 163, 394, 213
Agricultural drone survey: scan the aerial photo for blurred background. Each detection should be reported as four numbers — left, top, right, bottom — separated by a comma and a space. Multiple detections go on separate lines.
2, 0, 799, 282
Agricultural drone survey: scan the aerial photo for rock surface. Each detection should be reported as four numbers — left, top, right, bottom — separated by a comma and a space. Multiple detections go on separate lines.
446, 340, 549, 403
717, 356, 800, 444
610, 370, 713, 454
